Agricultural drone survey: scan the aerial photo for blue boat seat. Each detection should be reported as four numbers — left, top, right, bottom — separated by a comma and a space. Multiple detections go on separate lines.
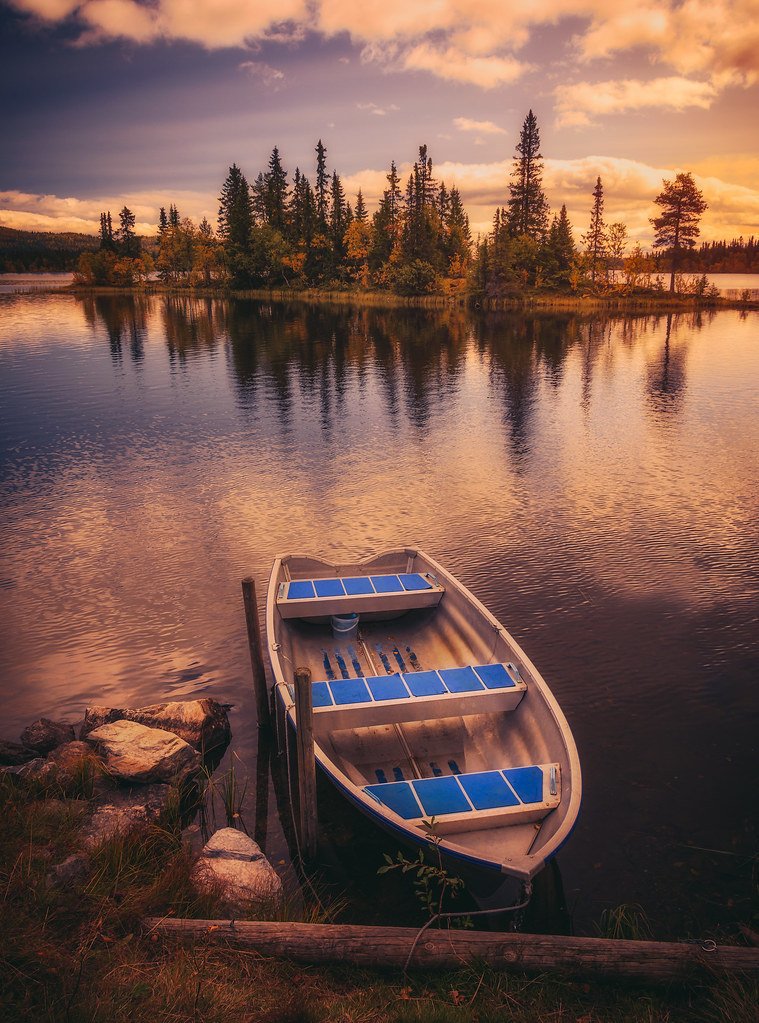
277, 572, 444, 618
364, 763, 560, 835
307, 663, 527, 730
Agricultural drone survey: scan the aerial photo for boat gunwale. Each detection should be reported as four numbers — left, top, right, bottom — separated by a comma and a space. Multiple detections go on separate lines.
266, 545, 582, 879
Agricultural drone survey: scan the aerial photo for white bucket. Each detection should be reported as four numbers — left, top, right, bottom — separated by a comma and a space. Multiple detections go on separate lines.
331, 613, 359, 640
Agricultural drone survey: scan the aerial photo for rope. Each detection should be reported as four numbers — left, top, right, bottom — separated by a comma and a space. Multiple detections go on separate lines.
403, 880, 533, 973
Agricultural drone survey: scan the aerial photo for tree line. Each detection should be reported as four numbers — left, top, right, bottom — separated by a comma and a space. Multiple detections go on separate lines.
73, 112, 726, 295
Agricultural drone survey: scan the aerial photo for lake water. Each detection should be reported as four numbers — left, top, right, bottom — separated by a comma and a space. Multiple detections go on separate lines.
1, 293, 757, 936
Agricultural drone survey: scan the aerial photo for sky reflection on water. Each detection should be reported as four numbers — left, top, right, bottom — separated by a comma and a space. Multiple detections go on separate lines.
0, 294, 757, 934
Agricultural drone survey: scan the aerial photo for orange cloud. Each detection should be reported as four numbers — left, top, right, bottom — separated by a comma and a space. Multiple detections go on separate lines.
3, 160, 758, 245
555, 76, 718, 127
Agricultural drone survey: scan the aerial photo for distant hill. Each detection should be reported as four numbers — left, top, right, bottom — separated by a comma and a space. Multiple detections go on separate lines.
0, 225, 100, 272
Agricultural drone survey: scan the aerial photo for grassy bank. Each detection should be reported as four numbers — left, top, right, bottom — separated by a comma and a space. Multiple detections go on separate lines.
55, 281, 759, 313
2, 774, 756, 1023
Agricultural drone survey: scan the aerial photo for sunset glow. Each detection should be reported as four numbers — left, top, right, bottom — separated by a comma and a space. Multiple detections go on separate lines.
2, 0, 758, 241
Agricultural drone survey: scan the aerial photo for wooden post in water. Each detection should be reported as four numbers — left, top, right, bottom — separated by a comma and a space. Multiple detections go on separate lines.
241, 577, 271, 730
293, 666, 318, 859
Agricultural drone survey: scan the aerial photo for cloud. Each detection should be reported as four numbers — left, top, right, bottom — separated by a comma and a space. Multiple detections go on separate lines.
454, 117, 506, 135
9, 1, 759, 101
356, 102, 399, 116
0, 189, 217, 236
238, 60, 285, 87
555, 76, 718, 127
342, 155, 759, 243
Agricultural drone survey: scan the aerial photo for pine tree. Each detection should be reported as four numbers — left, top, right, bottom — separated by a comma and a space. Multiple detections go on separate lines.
354, 190, 367, 223
582, 177, 607, 285
315, 139, 329, 231
651, 172, 708, 292
218, 164, 255, 286
99, 211, 115, 251
116, 206, 139, 257
218, 164, 254, 247
264, 146, 289, 233
540, 204, 575, 287
506, 110, 550, 239
168, 204, 180, 229
329, 171, 348, 262
158, 207, 168, 237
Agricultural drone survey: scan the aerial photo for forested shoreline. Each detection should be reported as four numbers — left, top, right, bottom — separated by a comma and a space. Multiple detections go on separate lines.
3, 112, 758, 294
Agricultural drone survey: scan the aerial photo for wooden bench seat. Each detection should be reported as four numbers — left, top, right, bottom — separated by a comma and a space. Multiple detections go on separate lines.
364, 763, 560, 834
276, 572, 444, 619
305, 663, 527, 731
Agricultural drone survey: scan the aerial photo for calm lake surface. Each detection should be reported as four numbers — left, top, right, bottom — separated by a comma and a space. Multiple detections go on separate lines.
1, 293, 757, 936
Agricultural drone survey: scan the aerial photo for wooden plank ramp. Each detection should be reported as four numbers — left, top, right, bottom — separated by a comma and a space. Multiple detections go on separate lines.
144, 918, 759, 983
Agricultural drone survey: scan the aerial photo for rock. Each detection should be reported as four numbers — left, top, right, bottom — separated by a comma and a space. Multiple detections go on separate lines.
49, 854, 90, 887
82, 784, 175, 848
81, 699, 231, 754
84, 720, 200, 784
15, 757, 58, 783
193, 828, 283, 912
80, 707, 124, 740
48, 741, 104, 789
20, 718, 75, 755
0, 740, 36, 766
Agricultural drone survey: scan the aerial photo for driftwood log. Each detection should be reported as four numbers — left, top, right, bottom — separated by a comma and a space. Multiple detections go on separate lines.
144, 918, 759, 983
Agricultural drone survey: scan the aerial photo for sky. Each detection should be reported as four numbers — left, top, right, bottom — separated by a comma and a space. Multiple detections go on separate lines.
1, 0, 758, 243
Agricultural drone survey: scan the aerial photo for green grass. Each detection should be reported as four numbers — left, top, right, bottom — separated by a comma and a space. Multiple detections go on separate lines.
1, 774, 756, 1023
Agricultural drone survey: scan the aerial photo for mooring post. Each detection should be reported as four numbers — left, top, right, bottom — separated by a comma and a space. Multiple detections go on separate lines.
293, 666, 318, 859
241, 577, 271, 730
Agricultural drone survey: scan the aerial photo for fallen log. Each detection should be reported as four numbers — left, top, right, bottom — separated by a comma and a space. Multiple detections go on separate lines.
144, 918, 759, 983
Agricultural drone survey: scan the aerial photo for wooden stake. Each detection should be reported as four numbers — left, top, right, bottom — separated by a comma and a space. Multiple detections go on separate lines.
294, 666, 318, 859
144, 918, 759, 983
241, 577, 270, 730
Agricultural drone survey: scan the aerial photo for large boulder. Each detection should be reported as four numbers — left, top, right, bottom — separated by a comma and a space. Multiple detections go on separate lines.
82, 783, 175, 848
20, 718, 75, 754
193, 828, 283, 912
84, 720, 200, 785
81, 699, 230, 754
0, 740, 36, 766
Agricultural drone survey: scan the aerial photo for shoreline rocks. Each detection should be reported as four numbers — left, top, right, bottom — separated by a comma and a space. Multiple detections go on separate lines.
85, 719, 201, 785
192, 827, 283, 913
80, 699, 231, 755
20, 718, 76, 754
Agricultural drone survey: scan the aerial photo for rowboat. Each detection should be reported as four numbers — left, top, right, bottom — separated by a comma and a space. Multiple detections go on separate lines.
265, 547, 581, 891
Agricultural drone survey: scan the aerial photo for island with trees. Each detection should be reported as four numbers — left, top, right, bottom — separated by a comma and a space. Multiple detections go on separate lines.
25, 111, 753, 308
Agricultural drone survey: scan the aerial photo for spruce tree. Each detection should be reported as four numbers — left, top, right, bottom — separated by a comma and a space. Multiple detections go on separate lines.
218, 163, 255, 286
506, 110, 550, 239
582, 177, 607, 285
315, 139, 329, 232
329, 171, 348, 261
354, 190, 367, 223
264, 146, 289, 233
158, 207, 168, 237
168, 204, 180, 229
99, 211, 114, 251
117, 206, 139, 257
651, 172, 708, 292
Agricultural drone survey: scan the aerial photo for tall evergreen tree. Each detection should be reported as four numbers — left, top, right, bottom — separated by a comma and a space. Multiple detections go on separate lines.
354, 189, 367, 223
651, 172, 708, 292
583, 176, 607, 285
263, 146, 289, 233
168, 204, 180, 229
541, 204, 576, 287
218, 163, 255, 285
158, 207, 168, 237
329, 171, 349, 261
99, 211, 115, 251
116, 206, 139, 257
315, 139, 329, 231
506, 110, 550, 239
218, 164, 254, 247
